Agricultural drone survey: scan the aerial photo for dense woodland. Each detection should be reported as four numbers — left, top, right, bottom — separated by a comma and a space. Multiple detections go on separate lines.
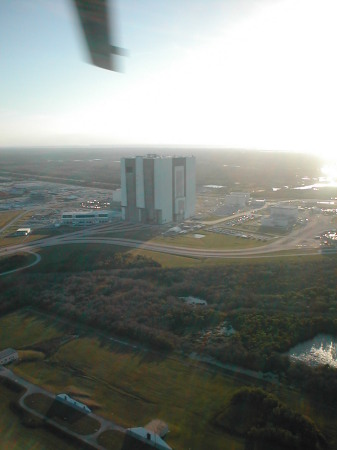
1, 253, 337, 403
214, 387, 327, 450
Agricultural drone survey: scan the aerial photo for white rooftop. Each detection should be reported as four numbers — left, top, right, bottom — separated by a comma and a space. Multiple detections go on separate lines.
127, 427, 172, 450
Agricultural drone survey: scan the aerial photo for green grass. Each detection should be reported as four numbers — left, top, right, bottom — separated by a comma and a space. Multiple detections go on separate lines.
97, 429, 126, 449
151, 231, 266, 250
0, 234, 46, 248
24, 393, 101, 435
0, 253, 36, 273
0, 381, 77, 450
130, 248, 324, 268
3, 311, 337, 449
0, 311, 63, 349
98, 228, 160, 241
0, 210, 23, 229
27, 244, 129, 273
130, 248, 205, 268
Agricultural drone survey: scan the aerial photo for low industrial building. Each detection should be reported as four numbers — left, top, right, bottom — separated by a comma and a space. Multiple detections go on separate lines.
56, 394, 91, 414
61, 210, 118, 226
0, 348, 18, 365
225, 192, 250, 208
127, 427, 172, 450
261, 204, 298, 229
16, 228, 31, 236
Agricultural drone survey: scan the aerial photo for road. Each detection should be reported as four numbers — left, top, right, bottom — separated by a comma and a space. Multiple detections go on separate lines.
0, 215, 334, 274
0, 210, 29, 235
0, 250, 41, 277
0, 366, 124, 450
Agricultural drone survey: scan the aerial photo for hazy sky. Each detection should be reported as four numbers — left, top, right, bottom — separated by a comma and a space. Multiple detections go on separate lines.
1, 0, 337, 158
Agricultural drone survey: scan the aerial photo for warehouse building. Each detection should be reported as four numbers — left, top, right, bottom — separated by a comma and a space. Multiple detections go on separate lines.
56, 394, 91, 414
261, 204, 298, 228
61, 210, 118, 226
225, 192, 250, 209
121, 154, 196, 224
16, 228, 31, 236
0, 348, 18, 365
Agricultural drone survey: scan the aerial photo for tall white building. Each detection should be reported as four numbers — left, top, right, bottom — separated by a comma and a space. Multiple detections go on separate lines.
121, 155, 196, 224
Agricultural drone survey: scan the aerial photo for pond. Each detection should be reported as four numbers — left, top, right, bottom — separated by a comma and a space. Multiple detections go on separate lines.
288, 334, 337, 368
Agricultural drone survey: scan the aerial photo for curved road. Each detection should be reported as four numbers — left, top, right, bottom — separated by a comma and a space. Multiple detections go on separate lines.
0, 215, 333, 271
0, 251, 41, 277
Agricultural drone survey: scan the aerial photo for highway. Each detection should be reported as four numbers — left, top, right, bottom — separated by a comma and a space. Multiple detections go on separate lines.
0, 215, 333, 272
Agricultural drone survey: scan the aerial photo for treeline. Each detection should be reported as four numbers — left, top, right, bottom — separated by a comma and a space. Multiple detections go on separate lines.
1, 255, 337, 370
214, 387, 327, 450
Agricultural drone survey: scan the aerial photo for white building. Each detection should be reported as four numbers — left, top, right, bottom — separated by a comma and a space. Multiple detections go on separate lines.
56, 394, 91, 414
61, 210, 118, 226
0, 348, 18, 365
16, 228, 31, 236
121, 155, 196, 224
225, 192, 250, 208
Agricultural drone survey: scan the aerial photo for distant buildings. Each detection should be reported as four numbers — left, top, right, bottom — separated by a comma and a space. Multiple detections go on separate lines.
121, 155, 196, 224
61, 210, 118, 226
261, 204, 298, 228
112, 188, 121, 203
0, 348, 18, 365
225, 192, 250, 209
16, 228, 31, 236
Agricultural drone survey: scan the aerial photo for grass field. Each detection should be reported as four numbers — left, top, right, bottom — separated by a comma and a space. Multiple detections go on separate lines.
24, 393, 101, 435
0, 210, 23, 229
0, 233, 46, 248
151, 231, 267, 250
0, 381, 77, 450
0, 312, 63, 349
97, 430, 125, 449
0, 252, 36, 273
24, 242, 325, 272
2, 310, 337, 450
27, 244, 129, 273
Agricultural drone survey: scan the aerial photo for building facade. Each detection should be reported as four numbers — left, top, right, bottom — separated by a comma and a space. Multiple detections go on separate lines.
121, 155, 196, 224
261, 204, 298, 228
61, 210, 118, 226
225, 192, 250, 208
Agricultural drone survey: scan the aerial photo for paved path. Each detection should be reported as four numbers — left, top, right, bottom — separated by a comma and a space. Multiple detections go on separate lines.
0, 251, 41, 277
0, 215, 334, 272
0, 366, 125, 450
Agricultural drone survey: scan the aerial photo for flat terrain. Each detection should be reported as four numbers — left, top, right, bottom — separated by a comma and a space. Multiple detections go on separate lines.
0, 381, 77, 450
0, 210, 23, 229
151, 231, 266, 250
1, 310, 337, 450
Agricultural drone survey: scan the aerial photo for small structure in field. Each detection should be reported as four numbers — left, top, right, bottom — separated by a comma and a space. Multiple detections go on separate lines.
179, 296, 207, 306
16, 228, 31, 236
127, 427, 172, 450
0, 348, 18, 365
56, 393, 91, 414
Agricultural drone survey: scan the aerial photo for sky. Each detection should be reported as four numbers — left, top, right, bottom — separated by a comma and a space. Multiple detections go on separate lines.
1, 0, 337, 159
